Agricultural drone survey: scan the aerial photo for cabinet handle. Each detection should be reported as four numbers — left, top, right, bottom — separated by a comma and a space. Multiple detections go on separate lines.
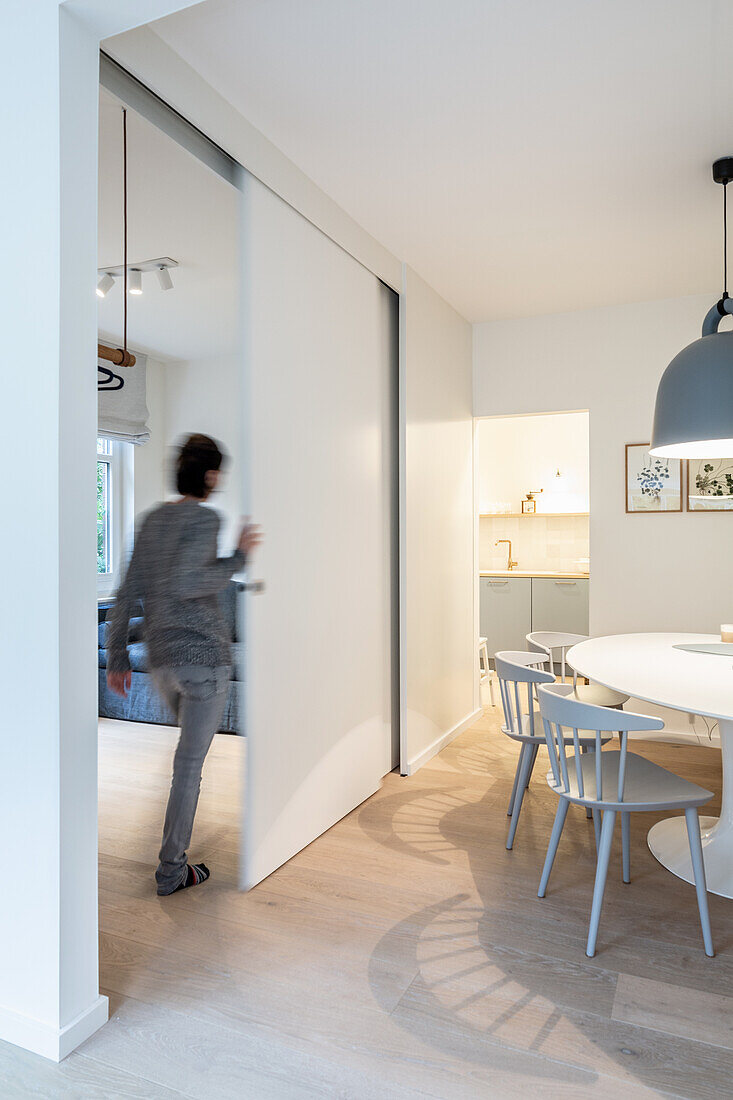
488, 580, 509, 586
554, 580, 577, 586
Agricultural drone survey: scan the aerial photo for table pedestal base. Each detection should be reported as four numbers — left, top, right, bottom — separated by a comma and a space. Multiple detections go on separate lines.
648, 815, 733, 899
648, 718, 733, 899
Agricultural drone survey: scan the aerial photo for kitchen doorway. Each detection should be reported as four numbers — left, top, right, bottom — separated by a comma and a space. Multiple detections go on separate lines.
474, 410, 590, 696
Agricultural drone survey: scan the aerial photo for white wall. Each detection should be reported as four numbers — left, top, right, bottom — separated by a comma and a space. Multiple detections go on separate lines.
474, 293, 733, 635
161, 354, 242, 547
479, 515, 589, 574
0, 3, 108, 1061
400, 266, 478, 774
133, 353, 243, 549
477, 411, 589, 515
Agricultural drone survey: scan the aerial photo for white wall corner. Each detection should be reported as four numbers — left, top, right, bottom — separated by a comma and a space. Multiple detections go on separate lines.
0, 996, 108, 1064
403, 708, 483, 776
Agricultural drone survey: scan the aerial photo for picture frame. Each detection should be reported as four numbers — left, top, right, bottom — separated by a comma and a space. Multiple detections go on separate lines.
687, 458, 733, 511
625, 443, 682, 513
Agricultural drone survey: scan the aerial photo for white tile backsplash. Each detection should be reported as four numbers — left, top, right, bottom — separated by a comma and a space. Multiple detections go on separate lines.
480, 515, 589, 573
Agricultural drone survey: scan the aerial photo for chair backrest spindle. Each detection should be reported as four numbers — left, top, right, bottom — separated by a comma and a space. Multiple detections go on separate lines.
617, 730, 629, 802
543, 717, 562, 786
572, 727, 584, 796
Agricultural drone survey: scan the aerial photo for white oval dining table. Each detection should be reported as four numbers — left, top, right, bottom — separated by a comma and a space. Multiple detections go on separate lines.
567, 633, 733, 899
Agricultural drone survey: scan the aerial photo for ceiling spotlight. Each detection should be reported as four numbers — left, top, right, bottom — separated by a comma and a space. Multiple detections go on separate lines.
128, 268, 143, 295
96, 273, 115, 298
156, 265, 174, 291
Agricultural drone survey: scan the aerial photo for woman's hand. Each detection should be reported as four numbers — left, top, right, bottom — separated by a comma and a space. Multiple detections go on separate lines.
107, 670, 132, 697
237, 518, 263, 558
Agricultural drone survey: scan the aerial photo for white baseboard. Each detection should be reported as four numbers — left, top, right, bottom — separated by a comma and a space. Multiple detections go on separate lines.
403, 707, 483, 776
0, 994, 108, 1062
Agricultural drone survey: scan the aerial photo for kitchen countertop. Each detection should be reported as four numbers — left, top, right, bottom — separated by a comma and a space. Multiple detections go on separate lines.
480, 570, 590, 579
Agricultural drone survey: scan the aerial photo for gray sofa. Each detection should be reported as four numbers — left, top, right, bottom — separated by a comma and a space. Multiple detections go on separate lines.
98, 581, 243, 733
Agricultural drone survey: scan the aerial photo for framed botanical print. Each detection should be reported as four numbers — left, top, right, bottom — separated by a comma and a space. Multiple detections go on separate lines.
625, 444, 682, 513
687, 459, 733, 510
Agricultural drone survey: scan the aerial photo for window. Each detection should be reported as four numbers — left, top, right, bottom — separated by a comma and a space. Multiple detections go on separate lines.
97, 436, 134, 596
97, 437, 113, 575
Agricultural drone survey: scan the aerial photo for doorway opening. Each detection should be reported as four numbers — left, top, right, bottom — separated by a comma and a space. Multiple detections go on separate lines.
95, 54, 399, 909
96, 79, 246, 904
474, 409, 590, 699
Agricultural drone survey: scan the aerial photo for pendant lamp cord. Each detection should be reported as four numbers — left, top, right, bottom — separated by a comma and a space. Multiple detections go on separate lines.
122, 107, 128, 358
724, 179, 728, 301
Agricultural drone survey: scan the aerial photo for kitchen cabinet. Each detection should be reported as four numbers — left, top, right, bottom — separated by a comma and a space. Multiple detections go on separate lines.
479, 576, 589, 663
531, 578, 589, 637
479, 577, 532, 657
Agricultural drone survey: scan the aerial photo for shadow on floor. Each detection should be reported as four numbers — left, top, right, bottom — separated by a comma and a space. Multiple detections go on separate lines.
362, 732, 733, 1098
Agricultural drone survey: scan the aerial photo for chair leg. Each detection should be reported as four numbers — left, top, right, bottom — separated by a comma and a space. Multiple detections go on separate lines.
592, 808, 602, 853
506, 744, 534, 850
506, 744, 527, 817
621, 812, 631, 883
538, 798, 570, 898
586, 810, 616, 958
685, 807, 714, 958
488, 672, 496, 707
525, 742, 539, 789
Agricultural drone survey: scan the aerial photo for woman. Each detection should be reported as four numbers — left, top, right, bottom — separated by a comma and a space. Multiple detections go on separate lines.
106, 433, 261, 895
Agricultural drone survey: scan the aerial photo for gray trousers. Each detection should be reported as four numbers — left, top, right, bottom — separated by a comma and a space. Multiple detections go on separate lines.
152, 665, 229, 895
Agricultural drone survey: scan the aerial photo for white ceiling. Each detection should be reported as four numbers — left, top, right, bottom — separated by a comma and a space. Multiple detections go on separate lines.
98, 87, 238, 361
149, 0, 733, 322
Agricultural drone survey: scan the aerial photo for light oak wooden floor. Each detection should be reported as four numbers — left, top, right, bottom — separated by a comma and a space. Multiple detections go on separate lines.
5, 710, 733, 1098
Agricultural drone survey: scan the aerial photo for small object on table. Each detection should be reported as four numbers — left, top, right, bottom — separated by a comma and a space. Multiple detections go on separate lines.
722, 624, 733, 643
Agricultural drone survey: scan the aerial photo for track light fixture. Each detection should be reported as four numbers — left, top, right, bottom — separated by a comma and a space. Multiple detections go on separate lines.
156, 265, 174, 291
95, 257, 178, 298
96, 273, 115, 298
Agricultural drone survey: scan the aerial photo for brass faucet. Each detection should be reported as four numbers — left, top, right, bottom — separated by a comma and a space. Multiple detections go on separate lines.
495, 539, 518, 570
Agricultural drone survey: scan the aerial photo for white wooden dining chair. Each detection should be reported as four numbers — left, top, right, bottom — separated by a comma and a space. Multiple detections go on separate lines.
495, 651, 609, 851
526, 631, 629, 708
536, 682, 714, 958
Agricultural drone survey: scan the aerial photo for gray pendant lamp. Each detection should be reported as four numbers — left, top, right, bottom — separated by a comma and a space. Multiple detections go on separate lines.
650, 157, 733, 458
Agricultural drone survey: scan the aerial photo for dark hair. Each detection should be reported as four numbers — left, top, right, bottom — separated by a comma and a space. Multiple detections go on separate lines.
175, 433, 226, 498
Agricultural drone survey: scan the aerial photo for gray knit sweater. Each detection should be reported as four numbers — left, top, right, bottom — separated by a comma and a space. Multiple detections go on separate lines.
106, 501, 245, 675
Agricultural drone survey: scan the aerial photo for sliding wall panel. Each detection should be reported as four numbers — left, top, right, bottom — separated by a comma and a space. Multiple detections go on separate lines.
240, 173, 397, 888
400, 266, 477, 775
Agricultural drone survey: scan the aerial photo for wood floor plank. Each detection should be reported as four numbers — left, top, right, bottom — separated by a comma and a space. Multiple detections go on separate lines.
0, 1036, 184, 1099
612, 972, 733, 1050
82, 991, 430, 1100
